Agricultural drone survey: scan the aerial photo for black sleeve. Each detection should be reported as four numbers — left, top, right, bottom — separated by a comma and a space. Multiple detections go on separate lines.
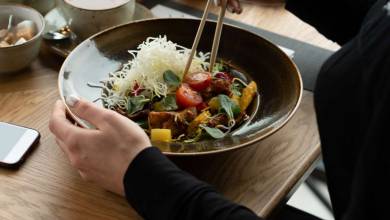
123, 147, 261, 220
285, 0, 377, 44
313, 1, 390, 219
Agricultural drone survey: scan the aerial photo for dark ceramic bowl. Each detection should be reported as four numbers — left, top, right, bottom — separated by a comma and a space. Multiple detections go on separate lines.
58, 18, 302, 156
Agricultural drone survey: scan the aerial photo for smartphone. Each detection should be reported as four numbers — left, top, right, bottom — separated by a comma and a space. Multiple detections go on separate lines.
0, 122, 40, 167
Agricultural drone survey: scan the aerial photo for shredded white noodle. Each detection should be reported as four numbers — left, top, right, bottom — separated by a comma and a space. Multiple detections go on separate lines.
101, 36, 210, 111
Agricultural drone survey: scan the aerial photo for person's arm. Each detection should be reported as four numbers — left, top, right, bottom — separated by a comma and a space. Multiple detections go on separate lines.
285, 0, 377, 44
313, 3, 390, 218
49, 98, 262, 220
124, 147, 261, 220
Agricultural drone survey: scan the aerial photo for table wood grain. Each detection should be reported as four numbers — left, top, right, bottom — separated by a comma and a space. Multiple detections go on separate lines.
0, 1, 337, 219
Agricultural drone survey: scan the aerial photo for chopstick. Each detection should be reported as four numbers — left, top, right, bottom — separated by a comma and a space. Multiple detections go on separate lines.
183, 0, 227, 76
209, 0, 227, 72
183, 0, 213, 76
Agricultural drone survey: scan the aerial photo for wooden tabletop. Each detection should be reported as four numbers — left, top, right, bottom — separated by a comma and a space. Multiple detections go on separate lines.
0, 1, 338, 219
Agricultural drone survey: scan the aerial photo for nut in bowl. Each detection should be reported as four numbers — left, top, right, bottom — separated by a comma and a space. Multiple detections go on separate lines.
58, 18, 302, 156
0, 4, 44, 74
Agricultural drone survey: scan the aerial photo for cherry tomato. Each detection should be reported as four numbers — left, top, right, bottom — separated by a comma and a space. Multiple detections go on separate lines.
183, 71, 212, 91
176, 84, 203, 108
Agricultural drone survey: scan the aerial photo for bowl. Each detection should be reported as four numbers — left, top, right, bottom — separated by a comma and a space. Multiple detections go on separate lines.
58, 18, 302, 156
0, 0, 56, 15
0, 5, 45, 74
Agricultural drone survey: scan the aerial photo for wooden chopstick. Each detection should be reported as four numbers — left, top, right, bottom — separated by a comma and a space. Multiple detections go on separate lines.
209, 0, 227, 72
183, 0, 213, 76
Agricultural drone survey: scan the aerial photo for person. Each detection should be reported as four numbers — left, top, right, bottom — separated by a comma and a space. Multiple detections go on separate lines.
49, 0, 390, 219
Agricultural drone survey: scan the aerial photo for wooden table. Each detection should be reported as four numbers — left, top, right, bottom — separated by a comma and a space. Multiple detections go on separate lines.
0, 1, 338, 219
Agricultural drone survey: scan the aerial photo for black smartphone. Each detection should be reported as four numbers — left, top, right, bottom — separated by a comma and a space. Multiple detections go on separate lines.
0, 122, 40, 167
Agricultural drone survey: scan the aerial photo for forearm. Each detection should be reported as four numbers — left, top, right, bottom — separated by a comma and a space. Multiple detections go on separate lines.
124, 147, 261, 220
285, 0, 376, 44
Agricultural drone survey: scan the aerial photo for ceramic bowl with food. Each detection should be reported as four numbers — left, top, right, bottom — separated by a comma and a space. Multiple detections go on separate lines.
0, 5, 45, 74
58, 18, 302, 156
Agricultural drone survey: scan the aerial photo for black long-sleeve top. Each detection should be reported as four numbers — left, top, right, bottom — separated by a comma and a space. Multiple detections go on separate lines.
125, 147, 259, 219
124, 0, 390, 219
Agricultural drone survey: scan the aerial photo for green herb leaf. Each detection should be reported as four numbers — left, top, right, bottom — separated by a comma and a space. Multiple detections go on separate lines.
218, 94, 240, 119
153, 95, 178, 111
213, 62, 225, 72
231, 103, 241, 116
127, 95, 150, 115
231, 82, 244, 97
163, 70, 181, 87
201, 125, 226, 139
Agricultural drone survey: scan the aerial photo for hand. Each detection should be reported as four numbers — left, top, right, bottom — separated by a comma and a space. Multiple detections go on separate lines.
49, 97, 151, 196
214, 0, 242, 14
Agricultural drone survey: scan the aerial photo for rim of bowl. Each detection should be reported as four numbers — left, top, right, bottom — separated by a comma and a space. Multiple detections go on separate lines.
58, 17, 303, 156
0, 4, 45, 49
63, 0, 132, 11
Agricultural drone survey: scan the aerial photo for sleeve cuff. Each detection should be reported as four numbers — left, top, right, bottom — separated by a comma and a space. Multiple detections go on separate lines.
123, 147, 207, 219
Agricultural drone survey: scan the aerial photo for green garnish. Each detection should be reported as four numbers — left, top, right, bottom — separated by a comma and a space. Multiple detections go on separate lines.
200, 125, 226, 139
218, 94, 240, 119
153, 95, 178, 111
163, 70, 181, 87
213, 62, 225, 72
231, 81, 245, 97
127, 95, 150, 115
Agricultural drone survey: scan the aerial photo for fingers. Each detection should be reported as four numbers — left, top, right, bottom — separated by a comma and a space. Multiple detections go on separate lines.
50, 100, 84, 142
79, 171, 92, 182
214, 0, 242, 14
56, 137, 90, 173
55, 137, 73, 158
65, 95, 110, 128
228, 0, 242, 14
50, 100, 98, 150
67, 95, 139, 132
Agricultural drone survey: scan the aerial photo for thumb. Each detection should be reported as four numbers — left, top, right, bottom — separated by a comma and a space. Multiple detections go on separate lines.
228, 0, 242, 14
214, 0, 242, 14
65, 95, 108, 128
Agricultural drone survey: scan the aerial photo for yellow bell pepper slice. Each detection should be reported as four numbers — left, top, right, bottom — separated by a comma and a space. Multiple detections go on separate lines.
240, 81, 257, 112
231, 94, 241, 108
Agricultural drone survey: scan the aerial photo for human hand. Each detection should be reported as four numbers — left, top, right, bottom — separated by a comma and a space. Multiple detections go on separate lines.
214, 0, 242, 14
49, 97, 151, 196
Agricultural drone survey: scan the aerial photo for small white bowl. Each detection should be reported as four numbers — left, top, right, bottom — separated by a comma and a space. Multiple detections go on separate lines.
0, 4, 45, 74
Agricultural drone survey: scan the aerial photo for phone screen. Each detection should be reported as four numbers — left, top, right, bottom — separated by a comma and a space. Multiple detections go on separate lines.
0, 122, 39, 164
